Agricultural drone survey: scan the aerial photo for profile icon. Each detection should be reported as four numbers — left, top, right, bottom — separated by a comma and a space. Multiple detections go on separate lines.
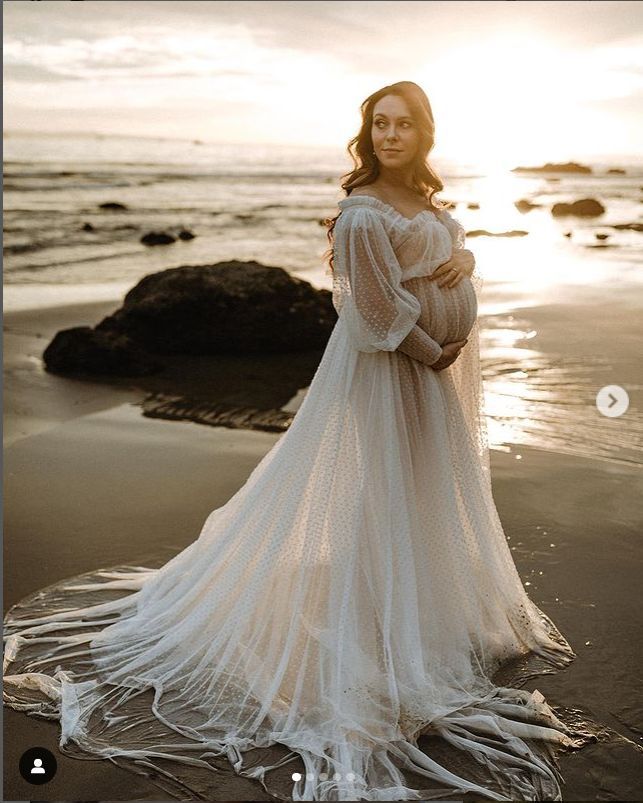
31, 757, 46, 774
19, 747, 57, 784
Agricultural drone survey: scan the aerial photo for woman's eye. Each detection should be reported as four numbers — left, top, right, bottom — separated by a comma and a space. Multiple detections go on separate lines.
374, 120, 411, 128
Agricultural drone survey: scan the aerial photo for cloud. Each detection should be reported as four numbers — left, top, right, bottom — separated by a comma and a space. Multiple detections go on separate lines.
3, 0, 642, 152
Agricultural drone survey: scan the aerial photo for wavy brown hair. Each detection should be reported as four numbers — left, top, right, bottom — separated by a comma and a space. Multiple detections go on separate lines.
323, 81, 448, 274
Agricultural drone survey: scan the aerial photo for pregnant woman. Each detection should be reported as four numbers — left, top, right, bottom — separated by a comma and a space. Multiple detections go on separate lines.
4, 81, 584, 801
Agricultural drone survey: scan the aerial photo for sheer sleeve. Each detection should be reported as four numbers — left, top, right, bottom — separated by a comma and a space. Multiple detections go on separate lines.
332, 205, 443, 363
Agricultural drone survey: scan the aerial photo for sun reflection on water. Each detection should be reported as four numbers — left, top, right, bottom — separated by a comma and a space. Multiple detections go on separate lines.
480, 331, 643, 467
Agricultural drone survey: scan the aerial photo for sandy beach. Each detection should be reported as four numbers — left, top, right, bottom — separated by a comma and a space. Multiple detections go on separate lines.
3, 291, 643, 802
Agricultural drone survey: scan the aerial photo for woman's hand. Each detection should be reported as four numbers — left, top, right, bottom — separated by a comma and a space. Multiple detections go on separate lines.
429, 249, 475, 288
431, 339, 468, 371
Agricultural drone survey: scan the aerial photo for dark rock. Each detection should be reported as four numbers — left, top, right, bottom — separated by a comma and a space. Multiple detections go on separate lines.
94, 261, 336, 355
177, 229, 196, 240
515, 199, 540, 212
81, 222, 94, 231
467, 203, 480, 209
564, 232, 573, 238
512, 161, 592, 174
610, 222, 643, 232
140, 231, 176, 246
606, 168, 626, 175
42, 262, 336, 379
595, 233, 610, 240
99, 201, 128, 210
43, 326, 163, 376
465, 230, 528, 238
551, 198, 605, 217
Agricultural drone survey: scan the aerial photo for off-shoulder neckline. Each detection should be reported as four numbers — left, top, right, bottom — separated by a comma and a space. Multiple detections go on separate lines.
337, 194, 440, 223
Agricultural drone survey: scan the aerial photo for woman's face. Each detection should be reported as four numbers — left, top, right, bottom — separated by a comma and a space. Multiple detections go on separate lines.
371, 94, 420, 169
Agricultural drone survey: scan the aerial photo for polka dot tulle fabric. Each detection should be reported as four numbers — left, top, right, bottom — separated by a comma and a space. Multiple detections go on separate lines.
4, 196, 585, 801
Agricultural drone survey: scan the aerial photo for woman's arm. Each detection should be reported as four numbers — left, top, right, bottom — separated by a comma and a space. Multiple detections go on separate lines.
331, 205, 443, 366
397, 324, 443, 366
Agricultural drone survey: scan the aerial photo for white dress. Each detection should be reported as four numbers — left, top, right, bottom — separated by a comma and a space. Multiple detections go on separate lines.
3, 195, 584, 801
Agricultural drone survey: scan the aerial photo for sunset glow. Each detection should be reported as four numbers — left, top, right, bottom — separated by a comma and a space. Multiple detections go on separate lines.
3, 1, 642, 163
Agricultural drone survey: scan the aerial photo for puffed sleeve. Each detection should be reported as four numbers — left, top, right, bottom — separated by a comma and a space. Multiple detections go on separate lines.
331, 205, 442, 362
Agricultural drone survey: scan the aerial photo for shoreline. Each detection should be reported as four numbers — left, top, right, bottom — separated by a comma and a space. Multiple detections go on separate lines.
5, 285, 642, 464
3, 297, 326, 445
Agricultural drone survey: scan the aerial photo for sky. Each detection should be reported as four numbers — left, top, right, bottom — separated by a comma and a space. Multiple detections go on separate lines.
3, 0, 643, 167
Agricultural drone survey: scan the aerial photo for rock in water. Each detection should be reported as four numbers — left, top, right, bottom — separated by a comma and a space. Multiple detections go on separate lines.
98, 201, 128, 210
515, 199, 540, 212
551, 198, 605, 217
512, 161, 592, 174
465, 229, 529, 238
611, 222, 643, 232
140, 231, 176, 246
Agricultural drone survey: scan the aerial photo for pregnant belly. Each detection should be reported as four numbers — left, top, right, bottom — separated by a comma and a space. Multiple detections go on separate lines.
402, 273, 478, 345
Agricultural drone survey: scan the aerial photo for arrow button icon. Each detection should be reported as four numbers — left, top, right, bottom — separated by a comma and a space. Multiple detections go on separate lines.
596, 385, 629, 418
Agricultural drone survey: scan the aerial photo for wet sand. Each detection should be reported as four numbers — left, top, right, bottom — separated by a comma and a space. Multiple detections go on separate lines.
3, 297, 643, 801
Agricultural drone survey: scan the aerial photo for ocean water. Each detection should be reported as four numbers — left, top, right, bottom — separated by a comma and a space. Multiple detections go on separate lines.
4, 132, 643, 465
4, 132, 642, 304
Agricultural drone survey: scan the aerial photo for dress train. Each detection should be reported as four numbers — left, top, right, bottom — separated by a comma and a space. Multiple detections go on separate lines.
4, 203, 589, 801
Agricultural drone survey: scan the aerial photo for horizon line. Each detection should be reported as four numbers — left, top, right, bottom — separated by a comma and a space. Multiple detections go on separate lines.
3, 129, 643, 164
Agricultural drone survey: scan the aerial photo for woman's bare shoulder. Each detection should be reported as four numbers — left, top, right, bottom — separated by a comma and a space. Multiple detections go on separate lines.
348, 185, 384, 200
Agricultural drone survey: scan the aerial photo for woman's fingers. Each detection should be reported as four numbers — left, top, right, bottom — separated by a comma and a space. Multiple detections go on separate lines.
438, 273, 462, 288
431, 258, 465, 288
430, 254, 461, 280
433, 339, 468, 370
429, 264, 451, 280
